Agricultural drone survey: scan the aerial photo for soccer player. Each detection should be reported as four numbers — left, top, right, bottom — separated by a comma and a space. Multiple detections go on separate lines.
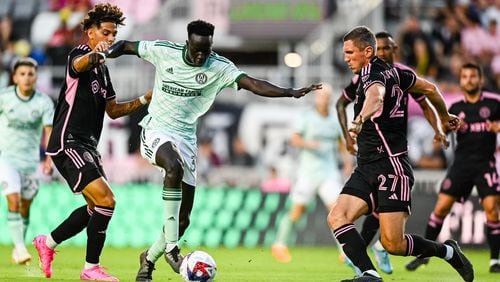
32, 3, 152, 281
406, 62, 500, 274
271, 83, 353, 263
336, 31, 449, 275
101, 20, 321, 281
327, 26, 473, 282
0, 57, 54, 265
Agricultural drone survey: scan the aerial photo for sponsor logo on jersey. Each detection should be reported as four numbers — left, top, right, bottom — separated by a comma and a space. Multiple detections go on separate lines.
195, 73, 208, 84
152, 138, 160, 149
479, 106, 490, 119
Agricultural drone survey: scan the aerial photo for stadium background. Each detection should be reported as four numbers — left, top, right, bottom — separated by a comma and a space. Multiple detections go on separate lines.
0, 0, 499, 251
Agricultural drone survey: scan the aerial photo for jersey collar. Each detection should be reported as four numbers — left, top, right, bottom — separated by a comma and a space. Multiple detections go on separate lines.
14, 86, 35, 102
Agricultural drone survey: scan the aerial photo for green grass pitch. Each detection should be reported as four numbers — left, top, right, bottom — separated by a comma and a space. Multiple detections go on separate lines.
0, 245, 497, 281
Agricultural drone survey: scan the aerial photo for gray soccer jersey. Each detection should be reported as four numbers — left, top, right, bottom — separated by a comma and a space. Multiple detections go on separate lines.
0, 86, 54, 173
294, 108, 342, 180
137, 40, 246, 145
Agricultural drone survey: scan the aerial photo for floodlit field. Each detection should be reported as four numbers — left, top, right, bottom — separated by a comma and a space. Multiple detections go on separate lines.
0, 245, 497, 281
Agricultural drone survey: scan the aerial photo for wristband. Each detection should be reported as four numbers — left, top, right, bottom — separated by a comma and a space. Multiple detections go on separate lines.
139, 95, 148, 105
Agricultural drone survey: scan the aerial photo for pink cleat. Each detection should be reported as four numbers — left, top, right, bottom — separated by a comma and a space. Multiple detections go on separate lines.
33, 235, 56, 278
80, 265, 119, 281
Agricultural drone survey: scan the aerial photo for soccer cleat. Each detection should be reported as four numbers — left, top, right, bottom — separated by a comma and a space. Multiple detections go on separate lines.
341, 254, 363, 277
164, 246, 183, 273
490, 263, 500, 273
33, 235, 56, 278
371, 245, 393, 274
80, 265, 119, 281
136, 250, 155, 282
405, 257, 429, 271
12, 246, 32, 265
444, 239, 474, 282
271, 244, 292, 263
340, 273, 383, 282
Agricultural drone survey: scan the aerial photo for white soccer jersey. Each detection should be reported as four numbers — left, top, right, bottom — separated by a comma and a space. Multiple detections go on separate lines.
0, 86, 54, 173
294, 108, 342, 180
138, 40, 246, 145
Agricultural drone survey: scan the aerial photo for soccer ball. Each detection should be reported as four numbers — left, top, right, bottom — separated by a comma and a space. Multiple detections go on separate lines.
179, 250, 217, 282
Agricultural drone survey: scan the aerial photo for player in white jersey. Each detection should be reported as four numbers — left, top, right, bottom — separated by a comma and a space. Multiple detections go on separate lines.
103, 20, 321, 281
271, 83, 353, 263
0, 57, 54, 265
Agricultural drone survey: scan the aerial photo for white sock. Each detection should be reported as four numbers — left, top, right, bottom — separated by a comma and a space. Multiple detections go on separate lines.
166, 243, 177, 253
373, 240, 384, 251
444, 245, 453, 260
490, 259, 499, 266
363, 270, 381, 278
84, 262, 99, 270
45, 234, 58, 249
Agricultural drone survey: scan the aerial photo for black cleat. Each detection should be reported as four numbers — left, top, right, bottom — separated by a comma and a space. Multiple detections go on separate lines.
136, 250, 155, 282
164, 246, 184, 274
340, 274, 383, 282
489, 263, 500, 273
405, 257, 430, 271
444, 240, 474, 282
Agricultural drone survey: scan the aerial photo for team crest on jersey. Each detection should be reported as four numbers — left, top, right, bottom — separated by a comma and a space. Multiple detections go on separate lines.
83, 151, 94, 163
479, 106, 490, 119
195, 73, 207, 84
442, 178, 451, 190
31, 110, 40, 119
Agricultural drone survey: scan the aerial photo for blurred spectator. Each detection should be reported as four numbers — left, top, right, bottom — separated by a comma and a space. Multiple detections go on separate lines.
50, 0, 92, 12
230, 136, 255, 167
260, 166, 291, 193
413, 141, 447, 169
198, 137, 223, 183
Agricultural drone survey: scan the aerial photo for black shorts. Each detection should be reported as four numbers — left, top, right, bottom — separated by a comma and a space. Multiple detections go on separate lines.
440, 157, 499, 202
342, 155, 415, 214
52, 145, 106, 193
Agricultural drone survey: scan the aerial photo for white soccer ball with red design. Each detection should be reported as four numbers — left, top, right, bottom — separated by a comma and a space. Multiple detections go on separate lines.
179, 250, 217, 282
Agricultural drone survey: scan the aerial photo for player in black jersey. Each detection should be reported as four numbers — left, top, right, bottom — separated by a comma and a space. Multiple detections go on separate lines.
336, 31, 449, 276
327, 26, 472, 282
33, 3, 152, 281
406, 63, 500, 274
336, 31, 449, 274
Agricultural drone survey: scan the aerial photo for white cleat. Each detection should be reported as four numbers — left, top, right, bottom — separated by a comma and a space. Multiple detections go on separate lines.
12, 246, 32, 265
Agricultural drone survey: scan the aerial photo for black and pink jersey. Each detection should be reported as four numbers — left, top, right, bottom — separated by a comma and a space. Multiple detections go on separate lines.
449, 93, 500, 163
47, 45, 116, 155
352, 57, 417, 163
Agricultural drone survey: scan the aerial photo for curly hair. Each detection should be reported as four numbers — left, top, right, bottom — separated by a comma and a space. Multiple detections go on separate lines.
81, 3, 125, 31
187, 20, 214, 37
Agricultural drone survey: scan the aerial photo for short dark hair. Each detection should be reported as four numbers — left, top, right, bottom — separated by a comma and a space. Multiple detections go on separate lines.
461, 62, 483, 77
375, 31, 393, 40
12, 57, 38, 73
81, 3, 125, 31
187, 20, 215, 37
343, 26, 376, 51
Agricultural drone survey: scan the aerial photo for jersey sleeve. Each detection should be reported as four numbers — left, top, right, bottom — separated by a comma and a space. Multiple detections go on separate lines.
410, 92, 425, 103
41, 94, 55, 127
361, 70, 385, 92
137, 40, 163, 66
215, 56, 246, 90
67, 46, 91, 79
342, 75, 359, 102
397, 68, 417, 92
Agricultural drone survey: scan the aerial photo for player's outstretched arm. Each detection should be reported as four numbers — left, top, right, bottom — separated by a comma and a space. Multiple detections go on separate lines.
106, 89, 152, 119
418, 98, 449, 148
103, 40, 139, 58
237, 75, 321, 98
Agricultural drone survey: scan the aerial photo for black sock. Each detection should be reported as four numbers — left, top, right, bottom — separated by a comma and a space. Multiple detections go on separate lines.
51, 205, 92, 244
360, 214, 380, 246
404, 234, 447, 258
486, 221, 500, 260
424, 212, 444, 241
334, 224, 375, 272
86, 206, 114, 264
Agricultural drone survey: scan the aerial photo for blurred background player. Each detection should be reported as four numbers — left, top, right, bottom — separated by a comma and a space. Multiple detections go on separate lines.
271, 83, 353, 263
0, 57, 54, 265
32, 3, 152, 281
406, 62, 500, 274
101, 19, 321, 282
336, 31, 449, 276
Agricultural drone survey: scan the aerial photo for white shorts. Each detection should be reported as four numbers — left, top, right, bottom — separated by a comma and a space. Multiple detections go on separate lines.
140, 129, 197, 186
0, 160, 39, 200
290, 173, 343, 207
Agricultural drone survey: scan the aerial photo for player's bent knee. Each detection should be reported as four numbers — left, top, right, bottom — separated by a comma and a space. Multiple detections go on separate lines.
380, 237, 405, 255
327, 208, 346, 229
